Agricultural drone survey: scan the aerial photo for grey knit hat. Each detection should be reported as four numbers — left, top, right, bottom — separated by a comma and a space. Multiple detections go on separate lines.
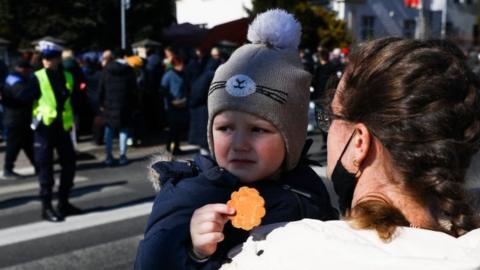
207, 9, 312, 170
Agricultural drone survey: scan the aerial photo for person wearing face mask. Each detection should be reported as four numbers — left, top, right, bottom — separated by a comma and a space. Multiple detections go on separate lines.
220, 37, 480, 270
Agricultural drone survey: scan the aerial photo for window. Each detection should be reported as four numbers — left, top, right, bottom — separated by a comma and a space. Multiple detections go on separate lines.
403, 19, 416, 38
361, 16, 375, 40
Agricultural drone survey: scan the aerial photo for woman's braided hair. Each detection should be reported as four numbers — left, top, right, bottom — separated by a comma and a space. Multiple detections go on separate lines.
338, 37, 480, 238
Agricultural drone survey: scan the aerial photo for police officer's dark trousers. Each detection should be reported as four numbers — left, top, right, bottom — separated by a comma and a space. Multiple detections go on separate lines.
34, 121, 76, 207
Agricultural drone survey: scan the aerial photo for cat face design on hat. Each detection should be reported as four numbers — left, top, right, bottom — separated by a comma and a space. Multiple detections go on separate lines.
225, 74, 256, 97
210, 75, 288, 104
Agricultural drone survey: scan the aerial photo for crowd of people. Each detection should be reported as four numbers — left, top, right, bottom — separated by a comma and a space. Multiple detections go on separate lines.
0, 38, 230, 221
0, 31, 348, 180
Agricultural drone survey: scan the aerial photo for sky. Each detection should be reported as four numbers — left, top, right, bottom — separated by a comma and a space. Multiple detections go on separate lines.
176, 0, 253, 28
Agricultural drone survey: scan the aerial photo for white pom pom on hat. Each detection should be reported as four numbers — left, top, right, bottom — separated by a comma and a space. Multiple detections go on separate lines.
247, 8, 302, 50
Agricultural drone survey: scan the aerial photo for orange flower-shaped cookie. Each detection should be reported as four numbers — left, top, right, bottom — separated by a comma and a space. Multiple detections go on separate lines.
227, 187, 266, 231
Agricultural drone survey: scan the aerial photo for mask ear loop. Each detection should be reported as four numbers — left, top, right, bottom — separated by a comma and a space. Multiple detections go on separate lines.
337, 129, 357, 171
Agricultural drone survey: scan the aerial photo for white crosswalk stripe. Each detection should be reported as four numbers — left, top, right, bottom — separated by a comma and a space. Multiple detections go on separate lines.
0, 202, 152, 247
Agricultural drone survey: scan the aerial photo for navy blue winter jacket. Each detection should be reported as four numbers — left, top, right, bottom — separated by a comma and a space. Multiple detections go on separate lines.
135, 154, 338, 270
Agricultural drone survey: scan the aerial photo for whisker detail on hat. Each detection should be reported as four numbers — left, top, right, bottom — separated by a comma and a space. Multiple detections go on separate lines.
256, 85, 289, 96
256, 86, 288, 104
210, 81, 225, 85
208, 87, 224, 95
208, 82, 226, 95
208, 86, 224, 94
256, 88, 287, 104
209, 85, 226, 92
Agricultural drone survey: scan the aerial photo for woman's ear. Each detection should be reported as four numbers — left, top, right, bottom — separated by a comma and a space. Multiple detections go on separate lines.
352, 123, 371, 167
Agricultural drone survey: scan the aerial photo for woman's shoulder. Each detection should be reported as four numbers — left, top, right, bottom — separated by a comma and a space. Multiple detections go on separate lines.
222, 219, 480, 270
260, 219, 480, 250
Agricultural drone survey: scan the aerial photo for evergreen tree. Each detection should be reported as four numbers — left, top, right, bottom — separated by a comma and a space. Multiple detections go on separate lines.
0, 0, 13, 38
0, 0, 176, 51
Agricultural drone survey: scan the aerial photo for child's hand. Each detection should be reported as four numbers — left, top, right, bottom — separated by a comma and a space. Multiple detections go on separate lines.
190, 203, 235, 258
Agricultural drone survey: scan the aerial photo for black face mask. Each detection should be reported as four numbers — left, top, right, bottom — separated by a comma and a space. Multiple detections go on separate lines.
331, 131, 358, 215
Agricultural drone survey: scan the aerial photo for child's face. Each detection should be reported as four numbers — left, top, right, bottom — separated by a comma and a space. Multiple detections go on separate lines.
212, 110, 286, 183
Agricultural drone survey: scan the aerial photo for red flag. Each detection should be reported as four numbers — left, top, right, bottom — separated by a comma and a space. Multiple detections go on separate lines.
405, 0, 420, 8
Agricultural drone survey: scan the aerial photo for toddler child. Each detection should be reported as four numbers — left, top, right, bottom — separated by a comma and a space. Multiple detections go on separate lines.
134, 9, 339, 270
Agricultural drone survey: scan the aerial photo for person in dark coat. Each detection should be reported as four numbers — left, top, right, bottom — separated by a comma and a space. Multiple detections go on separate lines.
144, 47, 165, 132
187, 56, 222, 153
300, 48, 314, 74
312, 48, 336, 148
160, 56, 189, 155
311, 48, 335, 101
185, 47, 208, 87
0, 58, 7, 91
330, 48, 345, 76
98, 50, 137, 166
0, 59, 8, 140
82, 58, 103, 145
1, 59, 36, 179
126, 55, 147, 146
63, 50, 89, 139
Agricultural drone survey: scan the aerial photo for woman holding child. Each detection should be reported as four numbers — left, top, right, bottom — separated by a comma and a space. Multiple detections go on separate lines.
220, 35, 480, 270
136, 8, 480, 270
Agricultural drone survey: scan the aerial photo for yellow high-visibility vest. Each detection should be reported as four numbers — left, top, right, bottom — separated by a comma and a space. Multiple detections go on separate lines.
33, 68, 74, 131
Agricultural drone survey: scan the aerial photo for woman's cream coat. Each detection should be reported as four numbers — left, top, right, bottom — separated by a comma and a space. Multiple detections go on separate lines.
221, 219, 480, 270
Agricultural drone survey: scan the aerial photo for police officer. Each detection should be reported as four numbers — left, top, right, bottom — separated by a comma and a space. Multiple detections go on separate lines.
1, 59, 36, 180
32, 41, 81, 222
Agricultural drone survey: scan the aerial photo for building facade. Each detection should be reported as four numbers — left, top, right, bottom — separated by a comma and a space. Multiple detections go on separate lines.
175, 0, 479, 46
330, 0, 479, 45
